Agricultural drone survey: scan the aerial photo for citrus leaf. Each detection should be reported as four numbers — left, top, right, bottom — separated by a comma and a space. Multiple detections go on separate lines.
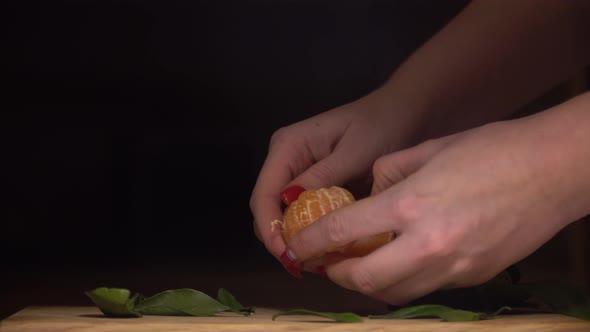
370, 304, 510, 322
272, 309, 363, 323
370, 304, 454, 319
217, 288, 255, 315
135, 288, 229, 316
438, 309, 486, 321
85, 287, 141, 318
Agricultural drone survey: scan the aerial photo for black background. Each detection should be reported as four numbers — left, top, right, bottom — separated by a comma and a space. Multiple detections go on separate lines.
6, 0, 584, 320
3, 0, 466, 267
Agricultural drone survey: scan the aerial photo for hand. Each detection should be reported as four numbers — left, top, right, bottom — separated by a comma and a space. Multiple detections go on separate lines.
250, 91, 419, 258
285, 113, 583, 305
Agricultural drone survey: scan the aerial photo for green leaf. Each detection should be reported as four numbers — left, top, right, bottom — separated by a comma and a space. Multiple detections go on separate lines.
369, 304, 510, 322
437, 309, 486, 322
217, 288, 255, 315
272, 309, 363, 323
396, 268, 523, 312
85, 287, 141, 318
370, 304, 454, 319
135, 288, 230, 316
523, 281, 590, 321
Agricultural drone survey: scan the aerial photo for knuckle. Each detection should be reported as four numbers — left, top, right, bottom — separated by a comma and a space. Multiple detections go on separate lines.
372, 156, 403, 183
371, 156, 389, 176
349, 268, 380, 295
450, 256, 494, 287
453, 269, 491, 288
270, 126, 298, 148
420, 138, 438, 150
248, 189, 267, 213
270, 126, 289, 142
451, 257, 476, 278
324, 213, 349, 244
293, 226, 312, 247
392, 193, 424, 223
252, 223, 262, 241
416, 229, 459, 261
269, 127, 294, 149
248, 195, 256, 211
422, 235, 454, 259
471, 272, 494, 286
308, 162, 337, 184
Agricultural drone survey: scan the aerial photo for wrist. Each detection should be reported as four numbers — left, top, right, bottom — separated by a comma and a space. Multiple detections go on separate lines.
524, 92, 590, 227
371, 77, 485, 145
355, 86, 429, 150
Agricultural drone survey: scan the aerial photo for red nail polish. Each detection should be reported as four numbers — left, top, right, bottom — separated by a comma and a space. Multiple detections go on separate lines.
317, 265, 328, 278
280, 251, 302, 279
280, 186, 306, 206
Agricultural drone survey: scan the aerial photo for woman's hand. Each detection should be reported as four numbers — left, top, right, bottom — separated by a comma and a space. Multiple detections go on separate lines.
284, 95, 590, 304
249, 0, 590, 263
250, 91, 420, 259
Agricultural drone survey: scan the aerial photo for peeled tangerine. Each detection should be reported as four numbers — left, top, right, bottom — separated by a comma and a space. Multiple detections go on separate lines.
279, 186, 393, 257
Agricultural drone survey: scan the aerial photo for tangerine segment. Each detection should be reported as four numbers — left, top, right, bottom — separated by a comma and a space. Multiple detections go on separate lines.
282, 187, 354, 243
281, 186, 392, 257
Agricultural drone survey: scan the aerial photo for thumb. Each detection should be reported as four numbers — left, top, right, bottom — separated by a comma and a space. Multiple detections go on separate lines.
371, 134, 460, 195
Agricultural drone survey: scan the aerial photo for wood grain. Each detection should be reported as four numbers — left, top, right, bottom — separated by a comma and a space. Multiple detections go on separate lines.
1, 306, 589, 332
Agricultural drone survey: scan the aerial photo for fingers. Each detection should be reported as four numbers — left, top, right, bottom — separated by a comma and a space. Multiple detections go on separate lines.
324, 248, 462, 305
285, 109, 388, 191
250, 121, 345, 257
286, 192, 402, 262
281, 154, 356, 201
250, 193, 285, 258
371, 134, 462, 195
322, 235, 455, 305
322, 234, 434, 299
370, 154, 407, 196
250, 141, 306, 258
286, 140, 377, 192
359, 267, 448, 305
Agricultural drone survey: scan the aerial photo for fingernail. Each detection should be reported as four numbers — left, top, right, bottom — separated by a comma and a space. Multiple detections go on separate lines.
280, 249, 295, 265
317, 265, 328, 278
280, 186, 306, 206
280, 250, 302, 279
286, 248, 297, 261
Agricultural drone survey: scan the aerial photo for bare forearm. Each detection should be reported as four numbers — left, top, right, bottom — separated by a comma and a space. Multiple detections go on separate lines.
526, 91, 590, 226
378, 0, 590, 141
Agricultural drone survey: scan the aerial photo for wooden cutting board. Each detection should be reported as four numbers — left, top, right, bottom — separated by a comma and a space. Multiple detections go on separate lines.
1, 306, 589, 332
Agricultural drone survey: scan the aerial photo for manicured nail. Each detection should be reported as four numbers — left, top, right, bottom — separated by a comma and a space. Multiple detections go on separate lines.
280, 185, 306, 206
286, 248, 297, 261
280, 250, 302, 279
317, 265, 328, 278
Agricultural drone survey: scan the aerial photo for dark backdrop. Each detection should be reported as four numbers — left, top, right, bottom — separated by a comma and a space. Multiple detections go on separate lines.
2, 0, 479, 318
4, 0, 588, 320
3, 0, 467, 267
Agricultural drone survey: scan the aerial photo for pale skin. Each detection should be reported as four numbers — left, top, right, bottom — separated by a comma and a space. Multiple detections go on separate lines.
250, 0, 590, 304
